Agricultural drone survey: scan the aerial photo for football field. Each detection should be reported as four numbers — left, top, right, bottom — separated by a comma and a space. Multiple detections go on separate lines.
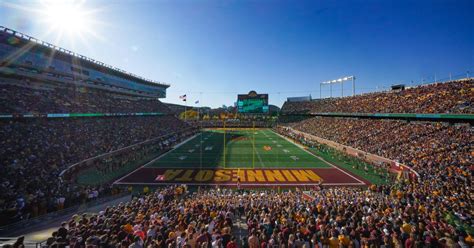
148, 129, 332, 168
115, 129, 367, 187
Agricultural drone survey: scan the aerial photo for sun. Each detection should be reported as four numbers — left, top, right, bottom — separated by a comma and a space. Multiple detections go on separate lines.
41, 1, 90, 35
33, 0, 105, 45
2, 0, 107, 51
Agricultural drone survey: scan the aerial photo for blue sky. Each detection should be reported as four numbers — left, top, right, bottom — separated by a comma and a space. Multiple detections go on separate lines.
1, 0, 473, 108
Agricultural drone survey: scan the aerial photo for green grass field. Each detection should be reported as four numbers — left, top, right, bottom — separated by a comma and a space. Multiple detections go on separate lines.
146, 129, 331, 169
81, 128, 391, 186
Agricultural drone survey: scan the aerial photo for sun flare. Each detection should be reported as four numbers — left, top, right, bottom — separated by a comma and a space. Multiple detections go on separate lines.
42, 1, 89, 35
32, 0, 105, 46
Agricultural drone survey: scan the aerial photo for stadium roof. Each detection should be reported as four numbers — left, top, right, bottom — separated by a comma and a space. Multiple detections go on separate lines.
0, 26, 169, 88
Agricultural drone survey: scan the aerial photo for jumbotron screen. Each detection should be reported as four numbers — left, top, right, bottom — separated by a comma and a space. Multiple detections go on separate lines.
237, 91, 269, 113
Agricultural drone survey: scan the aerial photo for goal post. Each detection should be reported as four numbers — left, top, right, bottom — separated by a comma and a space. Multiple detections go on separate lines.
252, 121, 255, 169
223, 120, 226, 168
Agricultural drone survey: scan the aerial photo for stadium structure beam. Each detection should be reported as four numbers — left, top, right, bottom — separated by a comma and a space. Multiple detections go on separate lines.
320, 76, 356, 98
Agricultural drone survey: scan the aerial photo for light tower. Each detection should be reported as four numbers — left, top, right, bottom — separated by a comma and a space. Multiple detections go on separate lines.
320, 76, 356, 98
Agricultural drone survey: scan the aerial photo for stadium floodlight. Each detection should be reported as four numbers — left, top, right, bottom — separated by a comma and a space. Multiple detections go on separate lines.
320, 76, 356, 98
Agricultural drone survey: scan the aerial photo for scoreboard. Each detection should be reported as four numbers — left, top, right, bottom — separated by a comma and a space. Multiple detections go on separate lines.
237, 91, 269, 113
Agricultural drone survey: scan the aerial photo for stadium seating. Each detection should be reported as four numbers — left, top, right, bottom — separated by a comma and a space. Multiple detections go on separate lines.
1, 75, 473, 247
0, 115, 191, 225
0, 77, 195, 226
286, 117, 472, 172
0, 82, 172, 114
44, 181, 473, 247
266, 85, 472, 246
43, 115, 473, 247
278, 118, 471, 212
281, 79, 473, 114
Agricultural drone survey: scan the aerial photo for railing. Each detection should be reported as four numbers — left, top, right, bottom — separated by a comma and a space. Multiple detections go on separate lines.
0, 237, 47, 248
0, 192, 130, 237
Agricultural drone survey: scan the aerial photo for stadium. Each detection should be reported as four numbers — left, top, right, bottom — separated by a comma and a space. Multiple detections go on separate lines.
0, 1, 473, 247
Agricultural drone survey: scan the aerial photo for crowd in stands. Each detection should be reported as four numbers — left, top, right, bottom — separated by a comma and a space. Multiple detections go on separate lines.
271, 117, 472, 246
281, 79, 473, 114
43, 182, 473, 247
286, 118, 472, 175
64, 127, 196, 182
0, 83, 171, 114
0, 115, 191, 225
1, 73, 473, 248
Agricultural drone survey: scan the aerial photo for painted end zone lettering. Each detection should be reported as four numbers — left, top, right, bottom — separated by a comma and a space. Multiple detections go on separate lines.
115, 167, 367, 186
160, 169, 322, 183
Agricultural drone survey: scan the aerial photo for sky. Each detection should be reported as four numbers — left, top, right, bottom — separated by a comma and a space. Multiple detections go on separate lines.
1, 0, 473, 108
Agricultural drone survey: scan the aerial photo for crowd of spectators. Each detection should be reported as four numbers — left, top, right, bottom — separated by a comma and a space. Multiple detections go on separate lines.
0, 83, 172, 114
0, 115, 191, 225
271, 117, 472, 245
44, 182, 473, 248
2, 74, 473, 248
65, 127, 197, 183
281, 79, 473, 114
286, 118, 472, 175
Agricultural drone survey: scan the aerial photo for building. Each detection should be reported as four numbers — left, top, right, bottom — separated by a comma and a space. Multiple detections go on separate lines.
0, 26, 168, 99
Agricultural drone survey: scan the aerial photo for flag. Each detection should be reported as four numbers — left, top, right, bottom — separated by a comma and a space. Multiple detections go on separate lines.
195, 100, 199, 104
179, 94, 187, 101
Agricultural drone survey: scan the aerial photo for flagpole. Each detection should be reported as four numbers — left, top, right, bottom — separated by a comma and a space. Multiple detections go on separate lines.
198, 97, 202, 171
200, 116, 202, 170
184, 98, 187, 122
198, 93, 202, 120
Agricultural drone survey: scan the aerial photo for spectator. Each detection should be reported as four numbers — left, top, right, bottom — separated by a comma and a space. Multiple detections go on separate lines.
281, 79, 473, 114
0, 115, 192, 225
0, 82, 173, 114
48, 185, 474, 248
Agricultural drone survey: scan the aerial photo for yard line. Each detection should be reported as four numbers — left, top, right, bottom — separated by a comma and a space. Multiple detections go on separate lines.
271, 130, 365, 185
249, 130, 265, 168
113, 133, 200, 184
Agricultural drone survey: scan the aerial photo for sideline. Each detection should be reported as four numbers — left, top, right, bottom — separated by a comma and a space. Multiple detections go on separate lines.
113, 133, 199, 185
272, 130, 366, 186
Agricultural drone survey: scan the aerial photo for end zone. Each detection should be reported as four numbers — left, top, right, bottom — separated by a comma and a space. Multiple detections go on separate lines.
114, 167, 367, 187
